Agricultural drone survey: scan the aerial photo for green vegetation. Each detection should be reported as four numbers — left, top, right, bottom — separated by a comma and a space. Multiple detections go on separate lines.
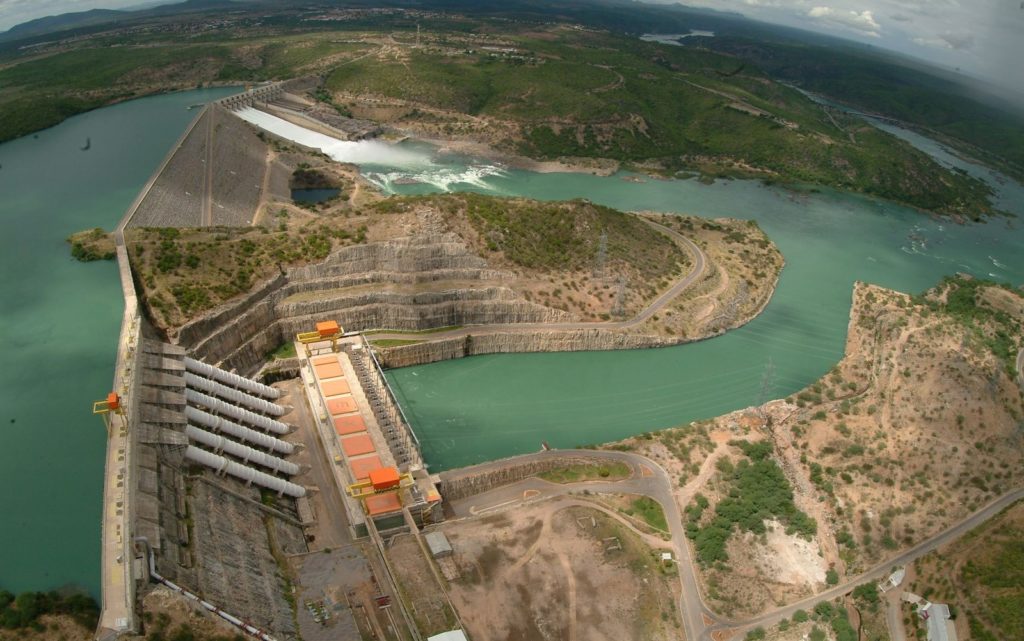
268, 341, 297, 360
912, 276, 1022, 376
369, 339, 426, 348
363, 325, 463, 336
703, 37, 1024, 181
809, 600, 858, 641
623, 496, 669, 532
143, 610, 245, 641
0, 589, 98, 631
686, 440, 817, 565
959, 528, 1024, 641
67, 228, 115, 261
429, 192, 682, 278
0, 2, 998, 218
127, 218, 367, 327
536, 461, 631, 484
325, 30, 996, 218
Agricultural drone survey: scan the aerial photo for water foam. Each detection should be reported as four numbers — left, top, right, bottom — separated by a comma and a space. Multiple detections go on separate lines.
234, 107, 432, 168
234, 107, 506, 193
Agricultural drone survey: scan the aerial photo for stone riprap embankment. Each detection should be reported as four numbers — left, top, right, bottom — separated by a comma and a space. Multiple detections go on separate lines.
129, 106, 273, 228
172, 233, 573, 374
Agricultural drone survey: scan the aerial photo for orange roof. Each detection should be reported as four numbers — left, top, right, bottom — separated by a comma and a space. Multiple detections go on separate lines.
369, 467, 401, 490
106, 392, 120, 410
311, 355, 336, 366
365, 492, 403, 516
349, 455, 384, 481
321, 379, 350, 397
315, 361, 343, 379
316, 320, 340, 337
333, 414, 366, 436
341, 434, 375, 457
326, 396, 357, 416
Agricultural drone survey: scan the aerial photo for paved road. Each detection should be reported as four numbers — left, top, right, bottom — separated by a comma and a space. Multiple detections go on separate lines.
709, 487, 1024, 640
445, 449, 1024, 641
1017, 347, 1023, 389
444, 449, 716, 641
369, 217, 706, 342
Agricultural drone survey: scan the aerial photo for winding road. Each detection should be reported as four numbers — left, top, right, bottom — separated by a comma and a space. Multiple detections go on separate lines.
367, 217, 707, 342
445, 448, 1024, 641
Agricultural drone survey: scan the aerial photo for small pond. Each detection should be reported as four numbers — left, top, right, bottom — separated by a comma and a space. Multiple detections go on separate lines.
291, 187, 339, 203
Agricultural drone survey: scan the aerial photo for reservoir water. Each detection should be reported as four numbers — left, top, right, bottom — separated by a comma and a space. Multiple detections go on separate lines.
0, 91, 1021, 595
0, 87, 238, 597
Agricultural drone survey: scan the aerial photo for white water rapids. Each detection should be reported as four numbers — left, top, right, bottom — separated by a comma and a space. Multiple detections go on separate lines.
234, 107, 506, 192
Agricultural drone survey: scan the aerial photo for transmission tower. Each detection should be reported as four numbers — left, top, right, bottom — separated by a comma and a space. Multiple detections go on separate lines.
593, 231, 608, 279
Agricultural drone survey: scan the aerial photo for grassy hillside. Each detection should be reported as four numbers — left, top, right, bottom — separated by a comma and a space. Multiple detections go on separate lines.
701, 37, 1024, 181
0, 3, 1002, 218
326, 29, 995, 218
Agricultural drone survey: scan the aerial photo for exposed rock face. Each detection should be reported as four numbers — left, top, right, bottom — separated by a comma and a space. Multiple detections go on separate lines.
173, 233, 574, 374
377, 329, 683, 369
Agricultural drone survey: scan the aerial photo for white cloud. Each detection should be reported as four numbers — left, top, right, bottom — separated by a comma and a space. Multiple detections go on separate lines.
914, 31, 975, 50
807, 6, 882, 36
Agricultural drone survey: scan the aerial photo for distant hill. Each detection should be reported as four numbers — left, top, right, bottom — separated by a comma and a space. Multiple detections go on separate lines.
0, 0, 241, 43
1, 8, 129, 40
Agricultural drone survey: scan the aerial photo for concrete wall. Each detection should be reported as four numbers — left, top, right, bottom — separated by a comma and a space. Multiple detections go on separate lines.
438, 454, 625, 502
377, 328, 683, 369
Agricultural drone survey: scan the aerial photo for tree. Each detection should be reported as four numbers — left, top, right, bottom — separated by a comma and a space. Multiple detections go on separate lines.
809, 626, 826, 641
826, 568, 839, 585
793, 609, 809, 623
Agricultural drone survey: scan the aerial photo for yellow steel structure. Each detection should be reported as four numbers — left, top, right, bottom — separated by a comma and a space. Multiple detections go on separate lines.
297, 320, 343, 356
92, 393, 124, 432
346, 472, 414, 500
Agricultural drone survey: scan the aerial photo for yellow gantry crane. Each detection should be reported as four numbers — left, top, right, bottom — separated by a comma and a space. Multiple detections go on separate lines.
347, 467, 415, 514
92, 392, 123, 433
297, 320, 343, 356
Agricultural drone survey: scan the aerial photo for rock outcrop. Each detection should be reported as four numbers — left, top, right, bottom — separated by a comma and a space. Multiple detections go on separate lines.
171, 233, 574, 374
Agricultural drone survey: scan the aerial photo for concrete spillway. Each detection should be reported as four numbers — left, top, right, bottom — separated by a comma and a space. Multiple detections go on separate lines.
184, 357, 280, 399
184, 406, 294, 455
184, 446, 305, 498
185, 425, 299, 475
184, 372, 285, 416
185, 389, 290, 435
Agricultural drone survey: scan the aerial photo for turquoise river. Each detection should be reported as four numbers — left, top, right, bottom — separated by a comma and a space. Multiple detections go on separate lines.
0, 88, 1021, 597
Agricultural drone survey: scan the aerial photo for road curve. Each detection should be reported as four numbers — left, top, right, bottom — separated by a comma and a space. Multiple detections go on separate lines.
442, 448, 710, 641
712, 487, 1024, 640
444, 449, 1024, 641
367, 216, 707, 342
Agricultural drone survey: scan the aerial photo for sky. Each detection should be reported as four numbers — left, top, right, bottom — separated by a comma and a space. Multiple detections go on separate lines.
0, 0, 1022, 93
669, 0, 1024, 93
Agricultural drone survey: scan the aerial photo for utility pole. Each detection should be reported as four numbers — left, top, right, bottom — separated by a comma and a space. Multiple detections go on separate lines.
757, 356, 776, 428
416, 23, 421, 48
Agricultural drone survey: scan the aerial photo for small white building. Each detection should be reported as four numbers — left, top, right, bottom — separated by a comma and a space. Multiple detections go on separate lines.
427, 631, 469, 641
918, 602, 958, 641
